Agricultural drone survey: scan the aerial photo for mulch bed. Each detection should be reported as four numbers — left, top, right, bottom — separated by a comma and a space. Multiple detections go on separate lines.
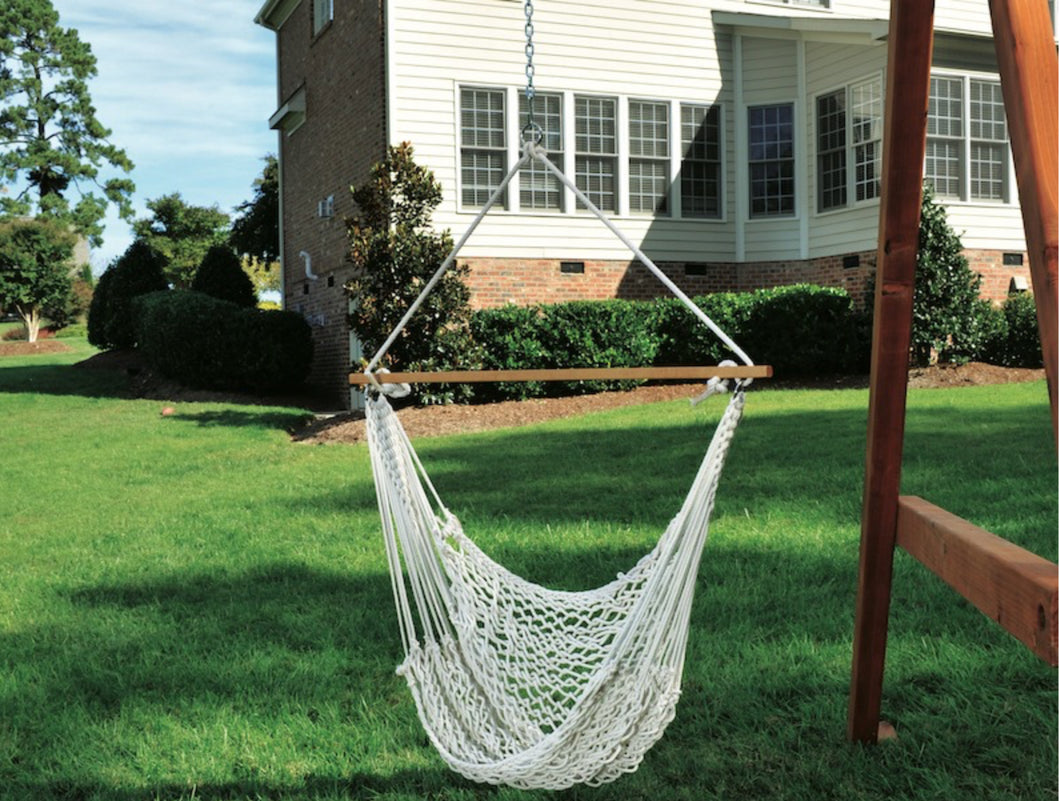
294, 361, 1047, 446
0, 340, 73, 357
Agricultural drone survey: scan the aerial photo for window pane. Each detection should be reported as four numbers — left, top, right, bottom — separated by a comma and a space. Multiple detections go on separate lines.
970, 80, 1006, 142
575, 96, 616, 212
851, 77, 882, 202
749, 103, 795, 217
630, 160, 669, 214
629, 101, 669, 159
575, 156, 616, 212
461, 151, 504, 207
519, 92, 563, 210
575, 96, 616, 154
928, 76, 963, 137
925, 139, 962, 198
971, 142, 1006, 200
816, 90, 846, 211
681, 104, 721, 218
460, 88, 506, 208
629, 100, 669, 214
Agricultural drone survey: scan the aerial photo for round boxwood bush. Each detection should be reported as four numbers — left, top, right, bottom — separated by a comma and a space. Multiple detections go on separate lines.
191, 245, 257, 307
87, 240, 169, 350
134, 290, 312, 392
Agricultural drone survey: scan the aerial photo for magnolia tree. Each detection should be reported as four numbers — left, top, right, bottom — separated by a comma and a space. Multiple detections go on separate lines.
0, 218, 74, 341
344, 142, 481, 404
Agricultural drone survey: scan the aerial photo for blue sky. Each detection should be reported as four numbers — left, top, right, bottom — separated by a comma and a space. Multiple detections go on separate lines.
50, 0, 278, 273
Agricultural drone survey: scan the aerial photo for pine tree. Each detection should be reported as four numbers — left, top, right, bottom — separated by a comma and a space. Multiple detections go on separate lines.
0, 0, 135, 245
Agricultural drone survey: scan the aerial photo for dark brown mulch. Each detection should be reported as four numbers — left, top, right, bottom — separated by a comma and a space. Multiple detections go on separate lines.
0, 339, 72, 357
293, 361, 1046, 446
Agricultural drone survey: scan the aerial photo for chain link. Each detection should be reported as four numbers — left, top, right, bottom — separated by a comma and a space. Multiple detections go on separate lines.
522, 0, 541, 144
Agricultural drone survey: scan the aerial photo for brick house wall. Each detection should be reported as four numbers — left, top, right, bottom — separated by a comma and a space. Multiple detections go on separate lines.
462, 248, 1027, 312
273, 0, 387, 407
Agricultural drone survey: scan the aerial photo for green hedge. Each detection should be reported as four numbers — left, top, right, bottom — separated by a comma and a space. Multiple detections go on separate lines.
134, 290, 313, 393
469, 285, 870, 401
980, 292, 1044, 368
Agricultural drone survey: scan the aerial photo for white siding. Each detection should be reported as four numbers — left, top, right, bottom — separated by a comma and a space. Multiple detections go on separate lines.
386, 0, 1026, 265
739, 35, 801, 260
804, 41, 885, 258
389, 0, 741, 262
831, 0, 997, 35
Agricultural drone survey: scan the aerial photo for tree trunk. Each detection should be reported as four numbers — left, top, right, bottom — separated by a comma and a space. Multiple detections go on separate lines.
17, 306, 41, 343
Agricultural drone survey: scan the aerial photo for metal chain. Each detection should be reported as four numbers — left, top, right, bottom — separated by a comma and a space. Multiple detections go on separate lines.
522, 0, 542, 144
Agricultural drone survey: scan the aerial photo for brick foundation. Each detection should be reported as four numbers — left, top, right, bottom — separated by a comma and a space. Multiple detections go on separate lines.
463, 248, 1027, 311
464, 252, 879, 309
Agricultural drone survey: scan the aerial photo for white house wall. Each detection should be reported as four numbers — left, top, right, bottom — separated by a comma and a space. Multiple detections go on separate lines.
387, 0, 1027, 266
804, 41, 885, 259
389, 0, 737, 263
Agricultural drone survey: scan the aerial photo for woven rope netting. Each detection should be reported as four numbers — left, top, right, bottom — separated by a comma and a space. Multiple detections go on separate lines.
366, 385, 746, 789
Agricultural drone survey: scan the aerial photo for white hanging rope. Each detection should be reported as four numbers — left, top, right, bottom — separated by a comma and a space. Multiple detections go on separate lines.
362, 140, 754, 387
528, 143, 754, 367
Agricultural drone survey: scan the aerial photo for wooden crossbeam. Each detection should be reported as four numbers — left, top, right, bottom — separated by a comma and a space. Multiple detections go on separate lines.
350, 365, 773, 385
896, 496, 1059, 666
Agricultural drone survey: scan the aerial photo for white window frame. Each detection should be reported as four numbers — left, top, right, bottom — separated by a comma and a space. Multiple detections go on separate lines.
748, 102, 796, 219
926, 71, 1012, 204
813, 73, 883, 214
574, 94, 619, 214
679, 103, 724, 220
628, 99, 670, 216
458, 86, 508, 210
453, 86, 726, 222
519, 91, 565, 212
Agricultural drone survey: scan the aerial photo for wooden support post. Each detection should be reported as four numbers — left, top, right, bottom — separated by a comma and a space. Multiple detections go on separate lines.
988, 0, 1059, 443
896, 496, 1059, 666
847, 0, 935, 744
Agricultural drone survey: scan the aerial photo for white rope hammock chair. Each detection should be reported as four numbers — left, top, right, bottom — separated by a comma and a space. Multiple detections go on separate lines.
358, 138, 763, 790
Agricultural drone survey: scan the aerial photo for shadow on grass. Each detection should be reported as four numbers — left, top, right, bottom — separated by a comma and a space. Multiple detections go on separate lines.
170, 408, 316, 432
0, 362, 129, 398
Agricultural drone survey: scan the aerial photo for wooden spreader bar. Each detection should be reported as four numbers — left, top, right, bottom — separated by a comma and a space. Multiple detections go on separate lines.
350, 364, 772, 386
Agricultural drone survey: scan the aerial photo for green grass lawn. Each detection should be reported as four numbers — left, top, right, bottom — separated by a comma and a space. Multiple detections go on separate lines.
1, 343, 1056, 801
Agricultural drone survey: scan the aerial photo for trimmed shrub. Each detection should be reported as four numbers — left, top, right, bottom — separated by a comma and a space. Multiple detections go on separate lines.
192, 245, 257, 307
652, 292, 757, 367
470, 286, 868, 401
471, 300, 660, 401
87, 240, 169, 350
654, 285, 870, 376
134, 290, 313, 392
913, 184, 985, 365
982, 292, 1043, 367
742, 285, 870, 376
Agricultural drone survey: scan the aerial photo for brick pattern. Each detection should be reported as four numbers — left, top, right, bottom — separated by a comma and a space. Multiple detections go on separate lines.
275, 0, 387, 407
463, 251, 879, 310
965, 249, 1033, 301
462, 248, 1028, 313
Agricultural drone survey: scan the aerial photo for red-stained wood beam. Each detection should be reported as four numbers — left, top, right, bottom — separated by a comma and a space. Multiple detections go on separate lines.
896, 496, 1059, 666
847, 0, 935, 745
989, 0, 1059, 443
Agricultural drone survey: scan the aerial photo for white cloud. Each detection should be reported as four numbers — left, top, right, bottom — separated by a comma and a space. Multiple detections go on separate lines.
48, 0, 279, 269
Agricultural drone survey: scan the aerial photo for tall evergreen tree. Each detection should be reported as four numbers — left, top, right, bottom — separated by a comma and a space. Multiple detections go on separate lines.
0, 0, 134, 246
